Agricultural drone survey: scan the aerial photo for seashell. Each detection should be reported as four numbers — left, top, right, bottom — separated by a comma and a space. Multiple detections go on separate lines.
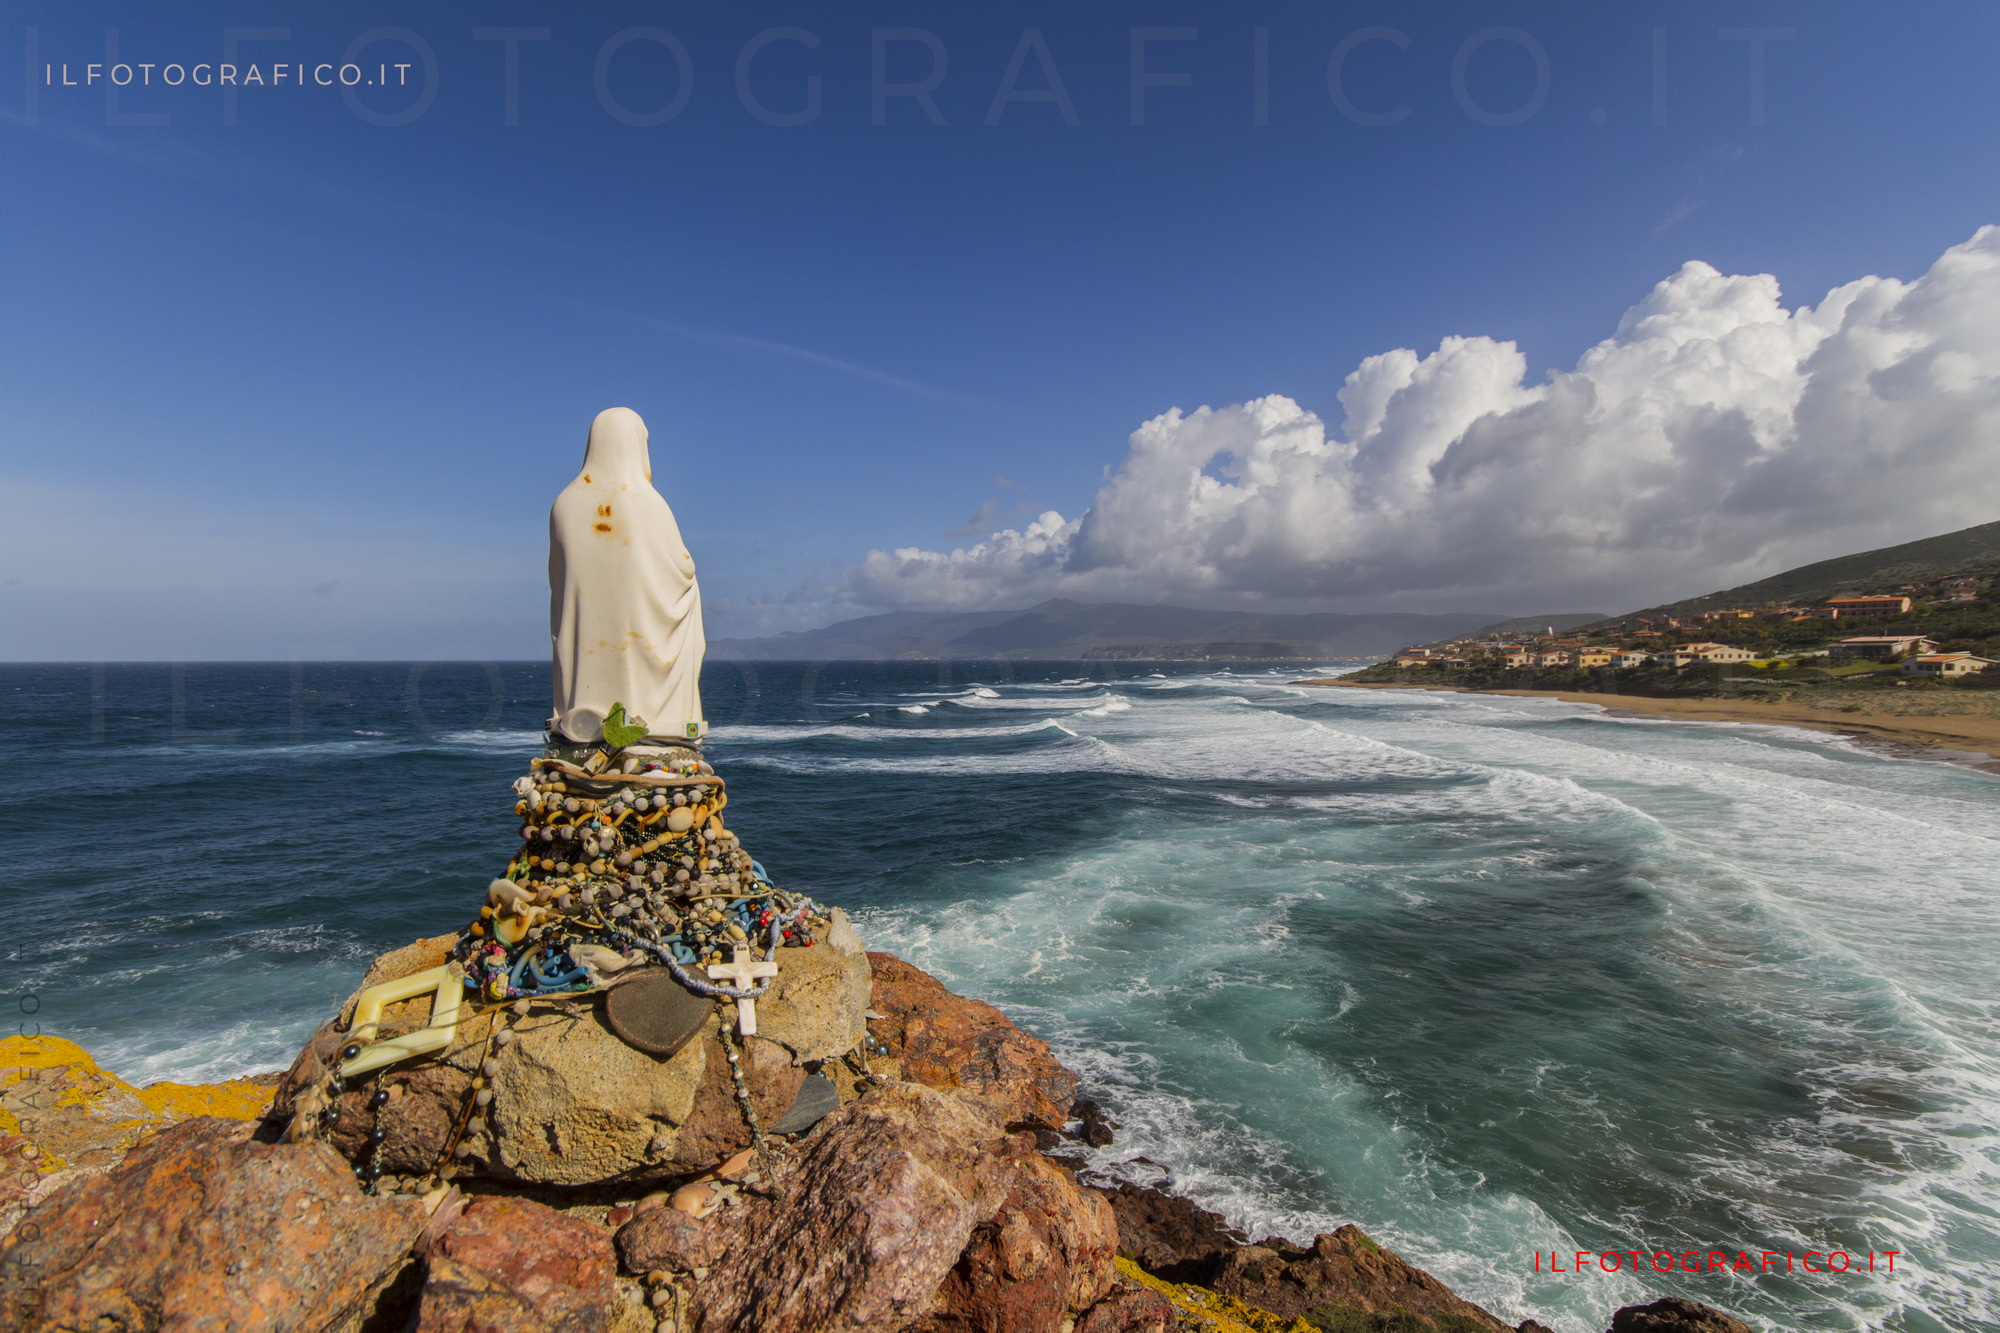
666, 808, 695, 833
715, 1148, 756, 1180
481, 1058, 500, 1078
611, 903, 631, 919
616, 851, 634, 868
635, 1191, 670, 1215
672, 791, 687, 806
726, 923, 747, 942
668, 1179, 718, 1216
475, 1089, 493, 1107
495, 1029, 515, 1047
590, 859, 608, 876
674, 869, 691, 883
565, 798, 581, 814
512, 999, 530, 1017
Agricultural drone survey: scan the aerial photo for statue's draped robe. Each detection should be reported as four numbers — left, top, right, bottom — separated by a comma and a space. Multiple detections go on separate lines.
548, 407, 706, 743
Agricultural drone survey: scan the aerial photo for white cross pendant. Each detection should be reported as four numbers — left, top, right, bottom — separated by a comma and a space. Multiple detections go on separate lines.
707, 946, 779, 1036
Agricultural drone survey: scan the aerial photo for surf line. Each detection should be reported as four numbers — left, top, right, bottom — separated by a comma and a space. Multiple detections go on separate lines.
1532, 1249, 1901, 1275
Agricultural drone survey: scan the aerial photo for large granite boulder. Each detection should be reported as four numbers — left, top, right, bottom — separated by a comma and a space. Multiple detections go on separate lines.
0, 1116, 427, 1333
269, 932, 871, 1187
912, 1148, 1121, 1333
411, 1194, 617, 1333
865, 951, 1079, 1131
618, 1080, 1120, 1333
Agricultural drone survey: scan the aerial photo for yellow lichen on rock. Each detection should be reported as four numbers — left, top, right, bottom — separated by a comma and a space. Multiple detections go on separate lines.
135, 1078, 273, 1121
0, 1035, 280, 1234
1114, 1256, 1319, 1333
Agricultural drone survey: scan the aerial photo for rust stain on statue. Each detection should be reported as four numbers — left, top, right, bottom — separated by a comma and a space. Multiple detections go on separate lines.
595, 523, 614, 533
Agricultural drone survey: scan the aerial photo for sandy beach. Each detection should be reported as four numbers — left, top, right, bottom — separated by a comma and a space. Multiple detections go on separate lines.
1296, 679, 2000, 773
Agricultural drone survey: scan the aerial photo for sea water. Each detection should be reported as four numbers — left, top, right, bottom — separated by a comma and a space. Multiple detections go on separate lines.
3, 661, 1996, 1333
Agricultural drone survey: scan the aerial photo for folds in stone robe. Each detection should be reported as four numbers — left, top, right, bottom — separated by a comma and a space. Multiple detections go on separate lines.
548, 407, 706, 744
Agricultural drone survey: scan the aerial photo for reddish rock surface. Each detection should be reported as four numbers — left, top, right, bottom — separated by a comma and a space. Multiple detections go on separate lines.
0, 1036, 277, 1236
1073, 1282, 1178, 1333
1208, 1223, 1512, 1331
680, 1082, 1016, 1332
909, 1145, 1120, 1333
1610, 1297, 1754, 1333
0, 1115, 427, 1333
413, 1194, 617, 1333
1097, 1180, 1248, 1284
617, 1202, 727, 1275
866, 951, 1078, 1130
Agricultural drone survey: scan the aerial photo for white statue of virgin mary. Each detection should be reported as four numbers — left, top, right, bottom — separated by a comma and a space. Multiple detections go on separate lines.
547, 407, 706, 746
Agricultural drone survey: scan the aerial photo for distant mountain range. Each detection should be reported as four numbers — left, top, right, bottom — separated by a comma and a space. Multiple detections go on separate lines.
707, 599, 1595, 661
1604, 519, 2000, 624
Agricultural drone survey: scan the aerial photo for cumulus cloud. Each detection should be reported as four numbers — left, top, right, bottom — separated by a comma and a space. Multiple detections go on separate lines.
839, 226, 2000, 614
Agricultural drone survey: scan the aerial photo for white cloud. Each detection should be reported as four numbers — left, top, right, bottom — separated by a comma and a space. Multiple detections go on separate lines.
836, 226, 2000, 615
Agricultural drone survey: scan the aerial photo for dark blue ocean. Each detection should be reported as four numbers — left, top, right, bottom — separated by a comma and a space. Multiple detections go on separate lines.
4, 661, 1997, 1333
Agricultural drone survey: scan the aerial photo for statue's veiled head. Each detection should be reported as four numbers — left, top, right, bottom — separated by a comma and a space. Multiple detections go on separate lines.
582, 406, 654, 484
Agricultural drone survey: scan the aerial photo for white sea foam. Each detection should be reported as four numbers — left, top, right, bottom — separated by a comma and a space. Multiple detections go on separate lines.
838, 676, 2000, 1332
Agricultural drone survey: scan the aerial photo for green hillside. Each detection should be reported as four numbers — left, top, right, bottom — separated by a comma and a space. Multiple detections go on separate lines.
1614, 519, 2000, 621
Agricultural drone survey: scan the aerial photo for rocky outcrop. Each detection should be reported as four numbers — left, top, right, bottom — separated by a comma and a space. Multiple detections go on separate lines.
1207, 1224, 1512, 1331
909, 1146, 1120, 1332
1099, 1180, 1249, 1284
653, 1081, 1116, 1332
865, 951, 1078, 1130
0, 1034, 276, 1234
0, 950, 1760, 1333
412, 1195, 617, 1333
1073, 1280, 1178, 1333
269, 932, 869, 1187
0, 1115, 427, 1333
1609, 1298, 1754, 1333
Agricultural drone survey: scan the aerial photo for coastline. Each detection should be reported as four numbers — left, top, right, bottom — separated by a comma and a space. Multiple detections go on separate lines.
1295, 678, 2000, 773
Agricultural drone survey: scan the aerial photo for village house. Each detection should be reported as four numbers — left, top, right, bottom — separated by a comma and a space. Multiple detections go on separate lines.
1610, 650, 1652, 668
1536, 650, 1573, 667
1939, 574, 1982, 602
1902, 652, 1992, 677
1503, 650, 1534, 668
1665, 642, 1759, 666
1823, 595, 1913, 618
1828, 635, 1936, 660
1576, 650, 1613, 668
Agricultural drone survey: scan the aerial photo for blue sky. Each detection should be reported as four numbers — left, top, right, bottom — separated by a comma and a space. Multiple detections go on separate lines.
6, 2, 2000, 659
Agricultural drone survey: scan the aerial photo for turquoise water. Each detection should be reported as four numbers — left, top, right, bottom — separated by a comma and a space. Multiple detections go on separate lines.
4, 662, 1996, 1333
